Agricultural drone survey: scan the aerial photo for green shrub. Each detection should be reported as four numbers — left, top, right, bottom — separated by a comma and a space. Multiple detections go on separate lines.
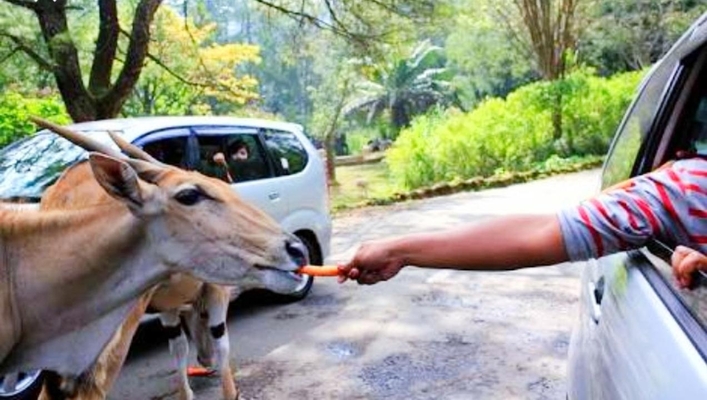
387, 68, 645, 190
345, 127, 379, 154
0, 92, 70, 149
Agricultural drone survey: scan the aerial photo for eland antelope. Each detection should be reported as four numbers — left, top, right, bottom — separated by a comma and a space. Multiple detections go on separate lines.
39, 144, 270, 400
0, 117, 307, 399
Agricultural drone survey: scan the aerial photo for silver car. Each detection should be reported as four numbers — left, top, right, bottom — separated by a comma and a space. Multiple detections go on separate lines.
0, 116, 332, 399
567, 12, 707, 399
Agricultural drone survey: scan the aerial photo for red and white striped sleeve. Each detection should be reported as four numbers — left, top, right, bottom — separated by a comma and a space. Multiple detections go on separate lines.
557, 158, 707, 261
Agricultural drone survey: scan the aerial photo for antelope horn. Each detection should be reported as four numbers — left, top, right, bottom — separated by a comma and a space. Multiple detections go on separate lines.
107, 131, 168, 167
30, 116, 124, 159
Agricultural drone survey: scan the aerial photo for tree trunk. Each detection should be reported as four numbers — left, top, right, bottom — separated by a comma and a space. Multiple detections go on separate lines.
11, 0, 162, 122
325, 127, 337, 187
33, 0, 96, 121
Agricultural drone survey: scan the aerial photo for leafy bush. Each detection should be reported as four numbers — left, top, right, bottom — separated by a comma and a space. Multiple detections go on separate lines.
387, 69, 645, 189
345, 127, 379, 154
0, 92, 70, 148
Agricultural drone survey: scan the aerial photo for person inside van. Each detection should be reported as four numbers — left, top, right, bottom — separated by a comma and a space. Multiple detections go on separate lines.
213, 140, 250, 183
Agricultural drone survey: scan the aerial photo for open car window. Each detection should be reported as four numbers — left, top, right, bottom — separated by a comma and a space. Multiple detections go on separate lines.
641, 46, 707, 330
192, 128, 273, 183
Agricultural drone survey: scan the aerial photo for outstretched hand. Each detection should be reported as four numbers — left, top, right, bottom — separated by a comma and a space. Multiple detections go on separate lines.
672, 245, 707, 289
337, 239, 406, 285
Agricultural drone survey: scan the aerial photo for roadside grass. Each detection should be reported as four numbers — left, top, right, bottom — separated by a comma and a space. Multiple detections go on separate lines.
329, 161, 401, 212
328, 154, 605, 215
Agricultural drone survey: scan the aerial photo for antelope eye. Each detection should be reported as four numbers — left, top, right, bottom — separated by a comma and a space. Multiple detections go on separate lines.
174, 188, 204, 206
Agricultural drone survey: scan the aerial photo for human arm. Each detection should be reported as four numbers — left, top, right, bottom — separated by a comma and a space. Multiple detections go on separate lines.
339, 214, 568, 285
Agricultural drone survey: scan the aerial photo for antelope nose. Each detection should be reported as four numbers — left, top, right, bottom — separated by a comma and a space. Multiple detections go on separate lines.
286, 239, 309, 267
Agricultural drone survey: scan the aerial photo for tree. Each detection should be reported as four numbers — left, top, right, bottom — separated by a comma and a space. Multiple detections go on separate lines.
494, 0, 588, 143
1, 0, 439, 122
344, 40, 460, 137
122, 6, 260, 116
0, 0, 164, 121
309, 34, 358, 187
445, 1, 536, 108
581, 0, 704, 75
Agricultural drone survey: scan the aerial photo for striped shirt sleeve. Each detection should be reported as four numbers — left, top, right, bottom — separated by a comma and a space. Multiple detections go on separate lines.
557, 158, 707, 261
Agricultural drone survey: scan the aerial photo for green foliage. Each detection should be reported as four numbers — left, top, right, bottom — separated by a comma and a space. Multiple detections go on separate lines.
345, 127, 379, 154
445, 1, 536, 107
582, 0, 705, 74
0, 92, 70, 148
387, 68, 646, 189
344, 40, 461, 136
122, 5, 260, 117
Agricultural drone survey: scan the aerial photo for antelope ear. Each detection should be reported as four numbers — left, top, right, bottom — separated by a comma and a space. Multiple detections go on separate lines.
88, 153, 144, 211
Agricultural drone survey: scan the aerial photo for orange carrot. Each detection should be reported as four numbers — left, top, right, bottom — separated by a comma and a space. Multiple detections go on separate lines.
187, 366, 215, 377
297, 265, 341, 277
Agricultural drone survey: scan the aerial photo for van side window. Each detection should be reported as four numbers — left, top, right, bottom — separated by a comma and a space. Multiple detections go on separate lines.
194, 133, 273, 183
263, 129, 308, 175
141, 130, 190, 169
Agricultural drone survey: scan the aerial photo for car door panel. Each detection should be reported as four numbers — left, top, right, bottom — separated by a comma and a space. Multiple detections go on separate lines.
570, 252, 707, 399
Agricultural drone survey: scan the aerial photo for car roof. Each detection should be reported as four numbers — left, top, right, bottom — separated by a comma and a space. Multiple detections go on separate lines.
53, 116, 304, 144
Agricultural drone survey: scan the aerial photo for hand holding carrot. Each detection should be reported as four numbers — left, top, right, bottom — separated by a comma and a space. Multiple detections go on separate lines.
337, 238, 406, 285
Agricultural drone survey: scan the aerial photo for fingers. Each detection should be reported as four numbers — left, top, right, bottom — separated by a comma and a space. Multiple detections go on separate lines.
672, 245, 707, 290
337, 264, 359, 284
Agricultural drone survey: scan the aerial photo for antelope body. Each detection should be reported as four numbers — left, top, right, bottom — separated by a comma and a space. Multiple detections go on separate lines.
0, 118, 306, 398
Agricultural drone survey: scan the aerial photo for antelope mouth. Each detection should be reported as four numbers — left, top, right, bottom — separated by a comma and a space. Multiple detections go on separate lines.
255, 264, 303, 280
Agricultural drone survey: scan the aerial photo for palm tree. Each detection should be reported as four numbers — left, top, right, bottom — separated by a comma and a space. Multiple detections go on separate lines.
344, 40, 462, 137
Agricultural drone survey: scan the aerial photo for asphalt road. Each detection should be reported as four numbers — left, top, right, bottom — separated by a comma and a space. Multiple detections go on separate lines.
109, 168, 601, 400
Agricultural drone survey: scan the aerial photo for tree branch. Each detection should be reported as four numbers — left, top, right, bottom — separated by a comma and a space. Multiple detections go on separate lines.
250, 0, 378, 44
102, 0, 162, 116
1, 0, 37, 10
0, 31, 53, 70
88, 0, 119, 96
144, 51, 207, 88
0, 46, 20, 64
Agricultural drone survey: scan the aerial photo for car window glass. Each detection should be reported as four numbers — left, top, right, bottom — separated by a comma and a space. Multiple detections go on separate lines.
682, 87, 707, 155
602, 64, 679, 189
195, 132, 272, 183
690, 98, 707, 154
142, 133, 190, 168
263, 129, 308, 175
0, 133, 86, 200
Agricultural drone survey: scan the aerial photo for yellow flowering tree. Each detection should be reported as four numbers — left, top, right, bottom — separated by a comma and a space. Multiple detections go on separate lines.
124, 6, 260, 116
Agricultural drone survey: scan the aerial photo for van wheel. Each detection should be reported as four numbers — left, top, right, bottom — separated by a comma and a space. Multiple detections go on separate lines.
0, 371, 44, 400
276, 233, 320, 302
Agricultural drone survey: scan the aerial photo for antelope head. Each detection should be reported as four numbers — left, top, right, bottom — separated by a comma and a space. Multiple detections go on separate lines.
31, 117, 308, 294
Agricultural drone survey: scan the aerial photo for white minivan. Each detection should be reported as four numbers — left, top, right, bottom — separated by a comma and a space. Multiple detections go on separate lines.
0, 116, 332, 399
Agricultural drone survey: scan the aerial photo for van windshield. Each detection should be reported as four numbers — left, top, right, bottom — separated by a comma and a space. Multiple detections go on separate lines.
0, 133, 86, 201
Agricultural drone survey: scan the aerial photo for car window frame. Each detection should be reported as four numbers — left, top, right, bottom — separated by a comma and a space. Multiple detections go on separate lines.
134, 124, 281, 182
630, 45, 707, 334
